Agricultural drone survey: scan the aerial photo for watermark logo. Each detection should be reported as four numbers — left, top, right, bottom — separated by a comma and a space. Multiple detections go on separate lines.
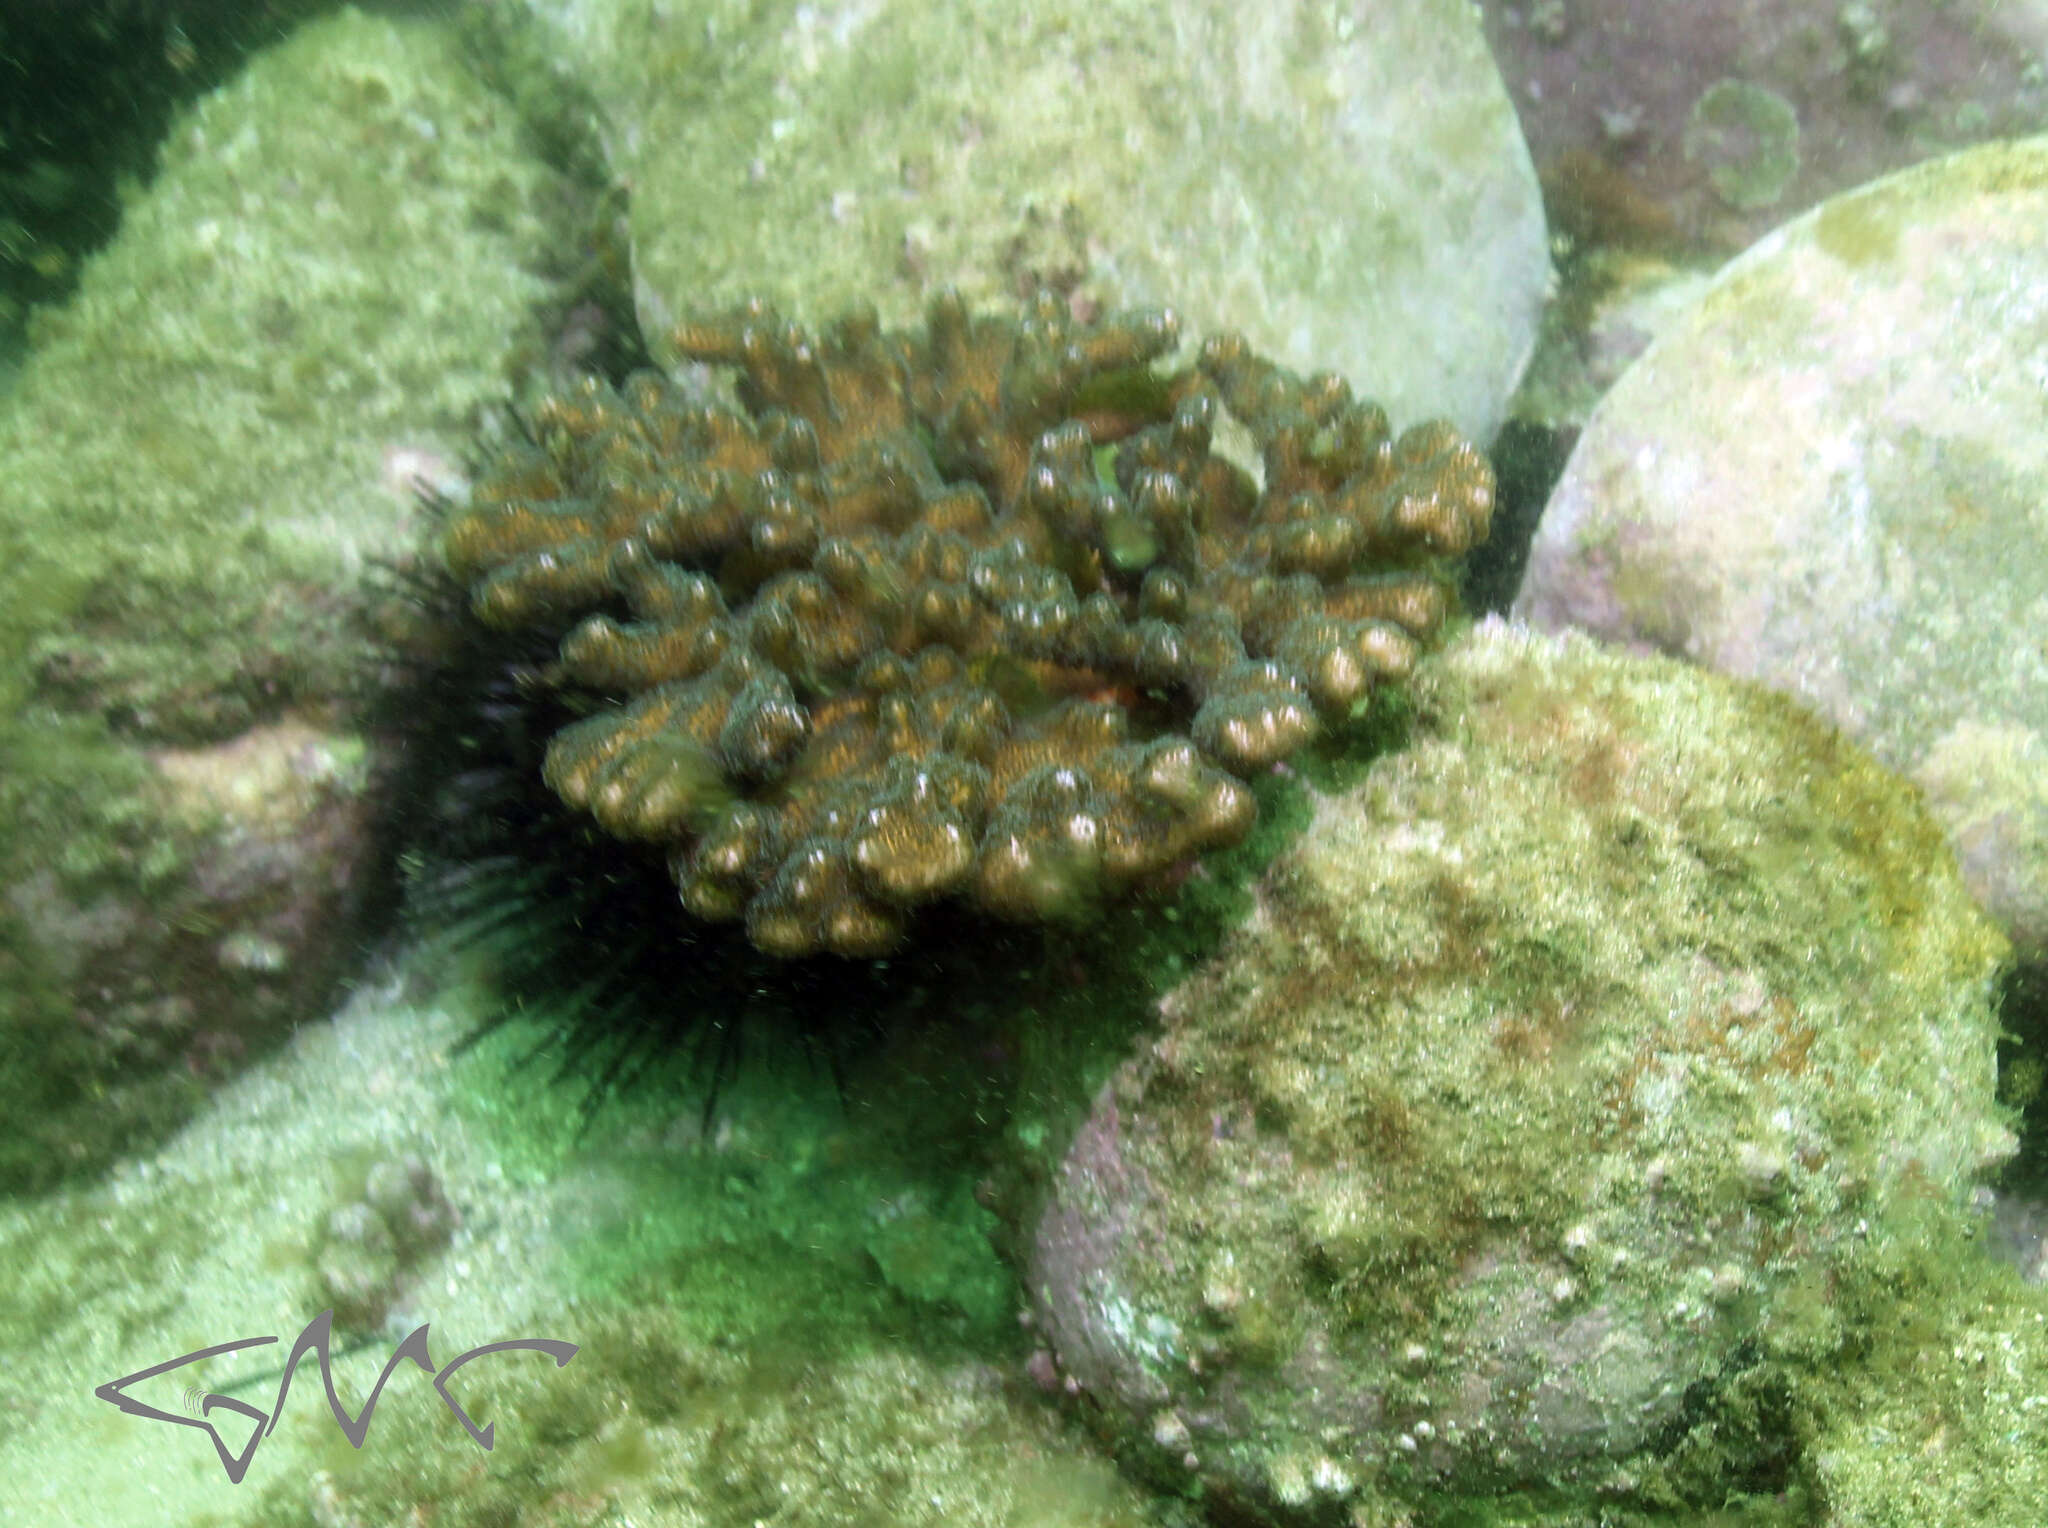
94, 1309, 577, 1484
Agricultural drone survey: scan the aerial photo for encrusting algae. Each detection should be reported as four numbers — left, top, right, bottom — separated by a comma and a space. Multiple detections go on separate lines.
443, 291, 1493, 956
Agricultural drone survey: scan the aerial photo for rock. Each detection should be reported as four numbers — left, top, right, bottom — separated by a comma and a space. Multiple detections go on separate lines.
0, 0, 336, 350
1991, 1184, 2048, 1286
1026, 619, 2012, 1521
1795, 1237, 2048, 1525
0, 6, 570, 1188
1514, 136, 2048, 958
500, 0, 1549, 444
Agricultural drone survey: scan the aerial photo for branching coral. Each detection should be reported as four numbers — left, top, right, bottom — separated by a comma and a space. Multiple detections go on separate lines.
443, 292, 1492, 956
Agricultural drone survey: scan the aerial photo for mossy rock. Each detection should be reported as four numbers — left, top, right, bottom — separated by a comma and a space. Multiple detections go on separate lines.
0, 6, 568, 1188
1027, 620, 2014, 1522
490, 0, 1549, 445
1517, 135, 2048, 962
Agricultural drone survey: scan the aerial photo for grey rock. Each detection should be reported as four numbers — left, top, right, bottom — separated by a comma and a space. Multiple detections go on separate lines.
1515, 136, 2048, 957
506, 0, 1550, 444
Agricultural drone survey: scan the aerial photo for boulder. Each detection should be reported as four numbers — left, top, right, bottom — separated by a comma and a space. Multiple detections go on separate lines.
502, 0, 1550, 444
1516, 136, 2048, 958
0, 6, 568, 1186
1027, 619, 2012, 1520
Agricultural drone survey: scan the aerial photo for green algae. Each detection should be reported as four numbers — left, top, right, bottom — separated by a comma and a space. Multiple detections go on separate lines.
246, 1305, 1164, 1528
193, 761, 1337, 1528
433, 755, 1325, 1330
1684, 80, 1802, 212
3, 614, 2039, 1527
1521, 135, 2048, 972
0, 8, 557, 741
1788, 1208, 2048, 1526
1814, 189, 1901, 267
3, 15, 2041, 1527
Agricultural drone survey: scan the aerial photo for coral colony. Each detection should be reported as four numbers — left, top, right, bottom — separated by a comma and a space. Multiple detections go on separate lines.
443, 291, 1493, 957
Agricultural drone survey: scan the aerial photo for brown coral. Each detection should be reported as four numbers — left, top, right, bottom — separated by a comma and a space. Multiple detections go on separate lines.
443, 292, 1492, 957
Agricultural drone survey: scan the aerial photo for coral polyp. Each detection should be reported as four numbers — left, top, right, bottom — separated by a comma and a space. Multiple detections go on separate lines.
443, 291, 1493, 957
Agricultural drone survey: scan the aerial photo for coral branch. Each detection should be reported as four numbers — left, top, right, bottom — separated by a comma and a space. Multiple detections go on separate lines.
443, 291, 1492, 955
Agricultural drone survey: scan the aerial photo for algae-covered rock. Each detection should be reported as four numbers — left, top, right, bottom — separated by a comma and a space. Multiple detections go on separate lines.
502, 0, 1549, 444
0, 0, 337, 346
1796, 1209, 2048, 1527
1514, 135, 2048, 960
1026, 619, 2013, 1521
0, 6, 568, 1187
